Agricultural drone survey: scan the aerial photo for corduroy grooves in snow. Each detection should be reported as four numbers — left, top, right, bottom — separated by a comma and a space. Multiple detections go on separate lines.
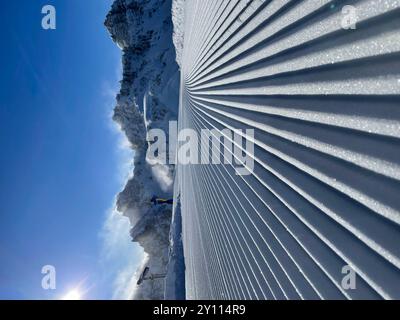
175, 0, 400, 300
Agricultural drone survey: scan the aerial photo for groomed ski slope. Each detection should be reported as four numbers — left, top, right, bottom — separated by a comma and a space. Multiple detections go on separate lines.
174, 0, 400, 300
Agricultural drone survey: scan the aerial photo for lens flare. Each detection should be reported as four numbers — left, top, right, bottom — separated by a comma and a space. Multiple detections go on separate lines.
61, 289, 82, 300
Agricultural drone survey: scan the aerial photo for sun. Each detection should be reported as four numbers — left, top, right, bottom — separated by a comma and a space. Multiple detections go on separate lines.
61, 289, 82, 300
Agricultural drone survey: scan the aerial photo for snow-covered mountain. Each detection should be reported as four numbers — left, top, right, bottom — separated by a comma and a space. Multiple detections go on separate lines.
105, 0, 180, 300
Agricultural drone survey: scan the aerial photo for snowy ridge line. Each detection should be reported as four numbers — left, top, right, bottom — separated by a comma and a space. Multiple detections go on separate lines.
188, 53, 400, 95
191, 112, 332, 300
190, 113, 321, 300
186, 109, 270, 297
187, 0, 272, 81
187, 0, 400, 86
176, 0, 400, 299
188, 98, 386, 299
189, 0, 229, 69
187, 0, 295, 82
191, 94, 400, 138
188, 99, 398, 296
198, 155, 326, 299
187, 0, 331, 83
188, 0, 251, 78
189, 96, 400, 225
190, 14, 400, 90
188, 98, 400, 271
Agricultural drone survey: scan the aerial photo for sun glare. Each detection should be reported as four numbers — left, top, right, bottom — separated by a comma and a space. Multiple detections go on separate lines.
61, 289, 82, 300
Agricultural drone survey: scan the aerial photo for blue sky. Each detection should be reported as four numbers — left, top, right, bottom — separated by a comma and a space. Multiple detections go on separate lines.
0, 0, 141, 299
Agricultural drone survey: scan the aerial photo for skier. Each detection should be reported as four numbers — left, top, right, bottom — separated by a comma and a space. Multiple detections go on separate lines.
150, 195, 173, 205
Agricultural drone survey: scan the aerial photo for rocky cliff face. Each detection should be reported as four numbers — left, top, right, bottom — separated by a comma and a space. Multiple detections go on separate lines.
105, 0, 180, 300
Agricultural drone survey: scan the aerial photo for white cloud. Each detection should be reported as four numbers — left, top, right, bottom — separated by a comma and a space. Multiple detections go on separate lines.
98, 63, 144, 300
112, 254, 149, 300
100, 207, 144, 300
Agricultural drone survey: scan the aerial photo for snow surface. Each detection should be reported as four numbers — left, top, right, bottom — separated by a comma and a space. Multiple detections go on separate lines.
164, 191, 186, 299
177, 0, 400, 300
